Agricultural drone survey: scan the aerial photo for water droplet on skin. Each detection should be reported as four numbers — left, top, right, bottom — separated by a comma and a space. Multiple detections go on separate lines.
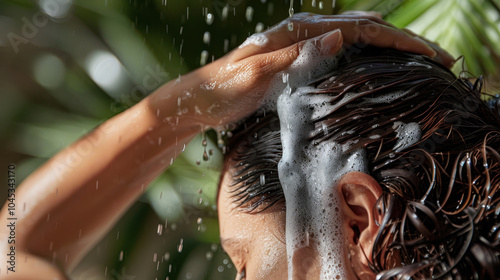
287, 22, 294, 31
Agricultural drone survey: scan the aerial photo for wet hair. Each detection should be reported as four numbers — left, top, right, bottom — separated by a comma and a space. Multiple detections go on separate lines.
223, 48, 500, 279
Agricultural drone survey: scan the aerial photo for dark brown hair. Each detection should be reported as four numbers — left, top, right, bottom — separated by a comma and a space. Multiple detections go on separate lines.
224, 48, 500, 279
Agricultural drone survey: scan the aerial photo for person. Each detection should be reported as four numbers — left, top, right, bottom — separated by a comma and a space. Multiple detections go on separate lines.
219, 47, 500, 279
0, 13, 457, 280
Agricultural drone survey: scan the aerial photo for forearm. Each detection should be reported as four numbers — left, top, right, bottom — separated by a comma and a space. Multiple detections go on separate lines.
0, 73, 206, 274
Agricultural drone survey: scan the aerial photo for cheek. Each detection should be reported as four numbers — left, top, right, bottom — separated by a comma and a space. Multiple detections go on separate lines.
248, 212, 288, 280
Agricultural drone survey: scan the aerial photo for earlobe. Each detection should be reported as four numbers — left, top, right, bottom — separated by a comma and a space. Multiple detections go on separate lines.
337, 171, 383, 278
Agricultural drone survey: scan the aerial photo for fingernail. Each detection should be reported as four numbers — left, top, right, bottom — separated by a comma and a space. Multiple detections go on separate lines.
414, 37, 437, 58
320, 29, 342, 55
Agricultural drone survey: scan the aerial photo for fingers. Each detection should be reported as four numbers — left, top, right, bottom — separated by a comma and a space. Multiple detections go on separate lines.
403, 28, 456, 68
338, 23, 437, 58
253, 29, 344, 79
341, 10, 383, 19
260, 15, 436, 58
236, 13, 452, 69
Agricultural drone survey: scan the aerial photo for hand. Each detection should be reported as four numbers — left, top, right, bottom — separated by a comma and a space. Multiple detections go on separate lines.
180, 13, 454, 127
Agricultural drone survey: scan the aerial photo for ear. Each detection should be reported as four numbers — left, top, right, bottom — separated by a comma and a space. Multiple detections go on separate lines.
337, 171, 383, 279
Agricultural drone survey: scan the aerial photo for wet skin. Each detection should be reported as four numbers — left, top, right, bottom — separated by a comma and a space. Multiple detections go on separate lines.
218, 169, 361, 280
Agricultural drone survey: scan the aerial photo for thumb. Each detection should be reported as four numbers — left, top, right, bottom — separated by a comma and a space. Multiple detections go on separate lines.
260, 29, 343, 76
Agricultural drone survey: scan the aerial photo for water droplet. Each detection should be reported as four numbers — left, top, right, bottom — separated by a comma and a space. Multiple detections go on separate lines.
260, 174, 266, 186
200, 50, 208, 66
255, 22, 264, 33
218, 266, 224, 272
202, 139, 207, 146
245, 6, 254, 22
221, 6, 228, 20
203, 31, 211, 45
178, 239, 184, 252
203, 151, 209, 161
206, 13, 214, 25
197, 217, 203, 224
206, 251, 213, 260
157, 224, 163, 235
119, 250, 124, 261
211, 243, 218, 251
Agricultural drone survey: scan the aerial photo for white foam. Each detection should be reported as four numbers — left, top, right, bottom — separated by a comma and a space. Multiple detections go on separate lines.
277, 88, 369, 279
393, 121, 421, 152
405, 61, 432, 69
239, 33, 269, 48
260, 39, 342, 112
257, 37, 423, 278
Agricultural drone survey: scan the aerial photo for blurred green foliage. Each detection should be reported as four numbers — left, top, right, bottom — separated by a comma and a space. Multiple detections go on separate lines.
1, 0, 499, 279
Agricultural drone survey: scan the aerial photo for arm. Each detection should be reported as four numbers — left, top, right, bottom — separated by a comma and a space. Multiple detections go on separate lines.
0, 13, 453, 279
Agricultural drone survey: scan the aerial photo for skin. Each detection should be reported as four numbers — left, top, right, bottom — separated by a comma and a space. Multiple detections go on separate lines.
0, 13, 453, 280
219, 168, 382, 280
